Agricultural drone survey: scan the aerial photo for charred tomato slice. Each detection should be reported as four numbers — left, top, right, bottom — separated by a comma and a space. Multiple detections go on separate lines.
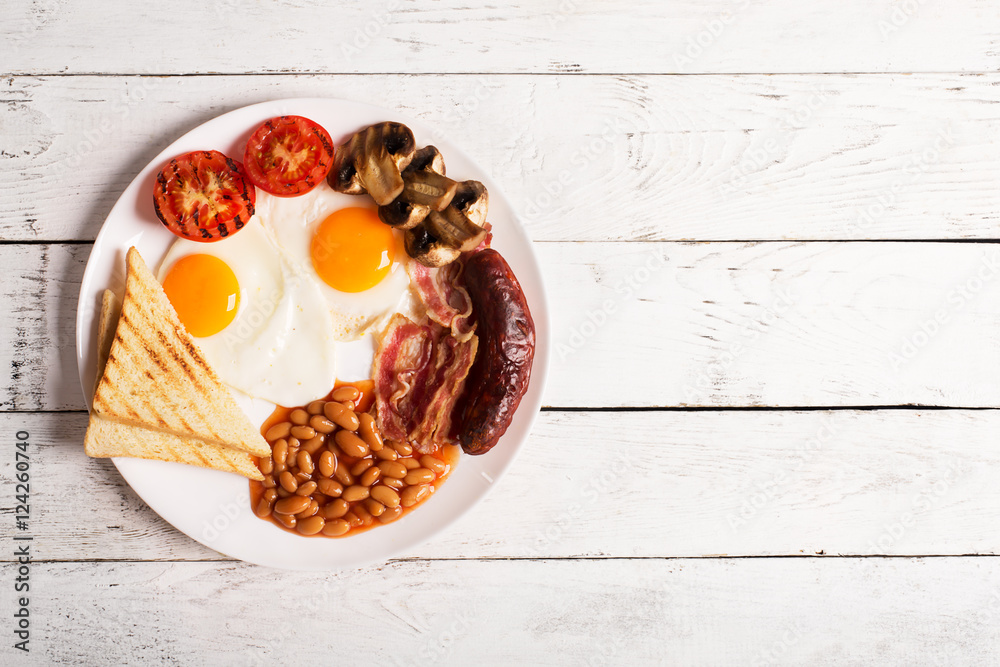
243, 115, 335, 197
152, 150, 255, 243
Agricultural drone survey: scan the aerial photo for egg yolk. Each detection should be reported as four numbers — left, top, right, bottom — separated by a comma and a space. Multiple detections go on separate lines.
310, 207, 396, 293
162, 254, 240, 338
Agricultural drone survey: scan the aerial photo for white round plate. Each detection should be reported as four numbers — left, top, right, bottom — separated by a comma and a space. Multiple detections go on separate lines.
76, 98, 550, 570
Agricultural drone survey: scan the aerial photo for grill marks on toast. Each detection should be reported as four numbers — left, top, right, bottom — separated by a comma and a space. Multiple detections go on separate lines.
92, 247, 269, 457
84, 284, 264, 481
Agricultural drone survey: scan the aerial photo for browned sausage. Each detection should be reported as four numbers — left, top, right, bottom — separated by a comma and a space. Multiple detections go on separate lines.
455, 249, 536, 455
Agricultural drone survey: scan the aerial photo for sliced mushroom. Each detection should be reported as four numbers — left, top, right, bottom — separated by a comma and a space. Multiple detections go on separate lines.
378, 145, 456, 229
424, 206, 487, 252
329, 131, 366, 194
404, 224, 461, 267
328, 122, 416, 204
378, 198, 426, 230
451, 180, 489, 226
401, 170, 458, 210
409, 145, 447, 175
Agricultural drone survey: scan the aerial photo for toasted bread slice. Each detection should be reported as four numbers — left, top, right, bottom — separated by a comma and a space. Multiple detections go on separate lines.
85, 288, 263, 480
94, 289, 122, 397
83, 417, 264, 480
93, 247, 269, 457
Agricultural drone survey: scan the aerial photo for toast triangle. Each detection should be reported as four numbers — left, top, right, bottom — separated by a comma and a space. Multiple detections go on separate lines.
92, 247, 269, 457
85, 288, 263, 480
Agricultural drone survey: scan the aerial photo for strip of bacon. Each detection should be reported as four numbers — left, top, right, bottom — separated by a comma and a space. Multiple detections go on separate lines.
404, 224, 492, 343
372, 313, 479, 452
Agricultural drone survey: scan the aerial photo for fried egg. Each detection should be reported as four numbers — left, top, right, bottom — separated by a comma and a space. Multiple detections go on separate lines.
254, 181, 417, 341
158, 217, 338, 407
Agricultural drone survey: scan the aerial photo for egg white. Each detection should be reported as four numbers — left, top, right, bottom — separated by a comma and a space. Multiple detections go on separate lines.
157, 217, 338, 407
254, 181, 418, 341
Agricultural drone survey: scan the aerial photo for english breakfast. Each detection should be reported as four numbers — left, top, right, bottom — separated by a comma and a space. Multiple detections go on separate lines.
85, 114, 537, 539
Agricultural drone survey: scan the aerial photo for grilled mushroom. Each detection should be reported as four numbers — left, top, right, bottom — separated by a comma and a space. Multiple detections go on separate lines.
425, 206, 487, 252
329, 132, 366, 194
328, 122, 416, 204
451, 180, 489, 226
417, 179, 489, 252
378, 145, 457, 229
404, 223, 461, 268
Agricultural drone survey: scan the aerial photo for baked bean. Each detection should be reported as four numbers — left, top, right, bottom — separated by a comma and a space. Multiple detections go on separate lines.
276, 487, 292, 498
297, 451, 315, 475
401, 484, 430, 507
272, 439, 288, 468
344, 512, 364, 528
333, 464, 355, 486
286, 436, 300, 450
321, 498, 349, 519
258, 456, 274, 475
297, 516, 325, 536
265, 421, 292, 441
254, 498, 273, 518
419, 455, 447, 475
279, 471, 298, 493
364, 499, 386, 517
263, 488, 279, 504
322, 519, 350, 536
342, 485, 370, 502
360, 466, 381, 486
335, 430, 369, 458
306, 400, 327, 415
274, 495, 310, 515
373, 446, 398, 461
332, 386, 360, 402
404, 468, 435, 485
358, 413, 383, 451
317, 478, 343, 497
378, 506, 403, 524
262, 474, 277, 489
324, 402, 360, 431
392, 441, 413, 457
401, 457, 421, 470
350, 459, 374, 476
295, 472, 311, 483
378, 461, 407, 479
295, 481, 318, 497
370, 485, 401, 509
318, 450, 336, 477
302, 435, 326, 456
353, 504, 373, 524
290, 425, 316, 440
309, 415, 336, 434
382, 477, 405, 491
274, 512, 297, 529
290, 409, 310, 425
296, 500, 319, 519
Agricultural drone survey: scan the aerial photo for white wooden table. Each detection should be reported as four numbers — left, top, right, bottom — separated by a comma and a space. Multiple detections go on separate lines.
4, 1, 1000, 663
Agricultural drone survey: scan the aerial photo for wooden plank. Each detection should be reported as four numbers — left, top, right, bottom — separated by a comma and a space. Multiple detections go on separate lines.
7, 409, 1000, 561
2, 558, 998, 664
5, 74, 1000, 242
3, 1, 1000, 75
12, 241, 1000, 411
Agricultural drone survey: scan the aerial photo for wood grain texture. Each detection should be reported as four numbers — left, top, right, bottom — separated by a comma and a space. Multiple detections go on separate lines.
6, 409, 1000, 561
5, 74, 1000, 242
3, 0, 1000, 75
14, 242, 1000, 411
1, 558, 998, 664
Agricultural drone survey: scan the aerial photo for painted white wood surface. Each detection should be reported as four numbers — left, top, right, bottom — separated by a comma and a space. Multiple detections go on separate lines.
4, 1, 1000, 664
3, 0, 1000, 75
8, 241, 1000, 411
4, 410, 999, 561
2, 558, 999, 665
4, 74, 1000, 243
